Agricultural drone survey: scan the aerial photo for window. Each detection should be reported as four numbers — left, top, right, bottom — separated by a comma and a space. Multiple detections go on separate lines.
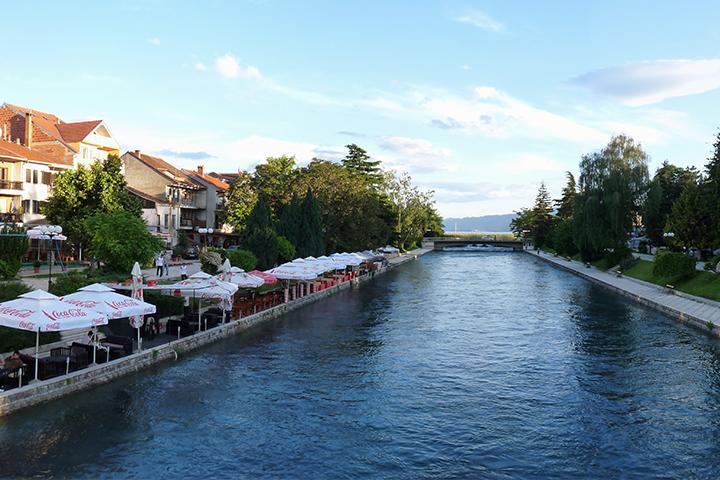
41, 171, 52, 185
32, 201, 43, 214
0, 167, 7, 180
26, 169, 31, 183
32, 170, 38, 184
22, 200, 30, 213
164, 214, 169, 227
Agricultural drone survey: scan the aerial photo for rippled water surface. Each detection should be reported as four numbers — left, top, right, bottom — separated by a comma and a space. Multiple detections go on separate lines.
3, 253, 720, 478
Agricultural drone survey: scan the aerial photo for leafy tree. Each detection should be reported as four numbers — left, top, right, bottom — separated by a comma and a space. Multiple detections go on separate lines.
227, 249, 258, 271
573, 135, 650, 261
530, 182, 555, 249
242, 195, 279, 269
84, 210, 163, 272
555, 172, 576, 220
44, 155, 141, 258
296, 188, 325, 256
252, 156, 298, 215
701, 131, 720, 247
383, 170, 441, 250
666, 179, 709, 249
550, 218, 578, 256
342, 144, 383, 187
278, 192, 302, 249
642, 161, 698, 246
510, 208, 535, 239
294, 159, 391, 252
224, 171, 257, 231
276, 236, 296, 262
0, 225, 29, 279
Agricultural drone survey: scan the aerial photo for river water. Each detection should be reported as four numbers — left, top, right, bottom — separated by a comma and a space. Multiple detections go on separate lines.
2, 252, 720, 478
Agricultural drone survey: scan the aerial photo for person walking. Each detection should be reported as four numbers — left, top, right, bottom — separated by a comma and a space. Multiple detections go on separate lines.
163, 251, 171, 277
155, 254, 164, 277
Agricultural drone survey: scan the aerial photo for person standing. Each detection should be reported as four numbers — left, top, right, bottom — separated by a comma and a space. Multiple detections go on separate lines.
163, 251, 171, 277
180, 264, 188, 280
155, 254, 164, 277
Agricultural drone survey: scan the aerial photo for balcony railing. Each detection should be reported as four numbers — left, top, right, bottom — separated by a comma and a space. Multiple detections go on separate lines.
0, 180, 23, 191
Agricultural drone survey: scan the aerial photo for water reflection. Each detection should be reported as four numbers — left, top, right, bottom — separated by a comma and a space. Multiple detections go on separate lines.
3, 253, 720, 477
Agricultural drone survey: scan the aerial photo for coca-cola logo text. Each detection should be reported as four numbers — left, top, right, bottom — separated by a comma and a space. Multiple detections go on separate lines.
43, 309, 87, 322
0, 306, 33, 318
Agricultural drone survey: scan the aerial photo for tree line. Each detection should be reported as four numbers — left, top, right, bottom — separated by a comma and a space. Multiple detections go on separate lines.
512, 131, 720, 264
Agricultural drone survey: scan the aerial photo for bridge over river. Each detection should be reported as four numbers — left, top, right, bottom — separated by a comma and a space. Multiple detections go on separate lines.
422, 236, 528, 251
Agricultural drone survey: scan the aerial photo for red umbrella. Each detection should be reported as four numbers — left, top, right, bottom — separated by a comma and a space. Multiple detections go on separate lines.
248, 270, 278, 284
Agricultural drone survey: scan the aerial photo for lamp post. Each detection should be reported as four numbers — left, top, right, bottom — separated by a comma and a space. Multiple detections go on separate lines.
27, 225, 66, 290
197, 227, 214, 249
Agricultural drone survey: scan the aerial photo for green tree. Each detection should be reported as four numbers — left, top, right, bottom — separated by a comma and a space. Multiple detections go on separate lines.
701, 131, 720, 247
573, 135, 650, 261
44, 155, 141, 258
383, 170, 441, 250
296, 188, 325, 256
278, 192, 302, 249
242, 195, 279, 269
510, 208, 535, 239
555, 172, 576, 220
252, 156, 298, 215
642, 161, 698, 246
666, 179, 709, 249
342, 144, 383, 187
227, 249, 258, 271
224, 171, 257, 231
84, 210, 163, 272
530, 182, 555, 249
550, 218, 578, 256
0, 225, 29, 279
276, 236, 296, 262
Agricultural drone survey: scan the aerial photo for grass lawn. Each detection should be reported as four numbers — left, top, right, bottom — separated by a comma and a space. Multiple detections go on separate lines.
624, 259, 720, 302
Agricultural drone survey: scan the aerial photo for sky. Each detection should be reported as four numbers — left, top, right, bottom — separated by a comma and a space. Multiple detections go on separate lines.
3, 0, 720, 218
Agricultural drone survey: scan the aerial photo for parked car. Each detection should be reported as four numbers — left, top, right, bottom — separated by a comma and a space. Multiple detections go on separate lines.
183, 247, 199, 260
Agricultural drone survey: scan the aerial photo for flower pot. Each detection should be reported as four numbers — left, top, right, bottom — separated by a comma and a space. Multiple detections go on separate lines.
33, 266, 40, 274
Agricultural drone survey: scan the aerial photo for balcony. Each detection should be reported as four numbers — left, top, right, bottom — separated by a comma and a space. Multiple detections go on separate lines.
179, 218, 206, 230
0, 180, 23, 192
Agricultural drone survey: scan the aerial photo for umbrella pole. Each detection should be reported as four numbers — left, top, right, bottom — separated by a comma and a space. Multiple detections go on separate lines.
93, 326, 97, 364
197, 292, 201, 333
34, 328, 39, 382
137, 326, 141, 352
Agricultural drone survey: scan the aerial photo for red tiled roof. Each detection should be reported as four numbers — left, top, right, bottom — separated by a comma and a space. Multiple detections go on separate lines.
1, 103, 64, 142
183, 169, 230, 191
56, 120, 102, 143
0, 139, 71, 166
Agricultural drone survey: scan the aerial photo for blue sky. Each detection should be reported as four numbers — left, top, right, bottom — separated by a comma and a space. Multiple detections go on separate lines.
4, 1, 720, 217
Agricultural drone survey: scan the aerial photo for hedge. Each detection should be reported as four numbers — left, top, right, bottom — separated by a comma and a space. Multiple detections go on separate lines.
653, 251, 696, 279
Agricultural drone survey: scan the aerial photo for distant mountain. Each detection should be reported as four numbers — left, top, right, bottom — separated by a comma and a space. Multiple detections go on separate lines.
443, 213, 517, 233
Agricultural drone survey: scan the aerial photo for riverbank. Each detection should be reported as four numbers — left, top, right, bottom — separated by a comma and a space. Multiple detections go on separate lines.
528, 249, 720, 336
0, 248, 430, 416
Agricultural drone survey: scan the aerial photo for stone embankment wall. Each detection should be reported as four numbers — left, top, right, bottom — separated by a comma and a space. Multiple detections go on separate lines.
0, 250, 429, 416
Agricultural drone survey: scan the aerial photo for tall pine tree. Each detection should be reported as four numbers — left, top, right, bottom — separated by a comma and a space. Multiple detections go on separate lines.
342, 144, 383, 187
530, 182, 554, 249
296, 188, 325, 256
242, 194, 279, 269
279, 192, 302, 250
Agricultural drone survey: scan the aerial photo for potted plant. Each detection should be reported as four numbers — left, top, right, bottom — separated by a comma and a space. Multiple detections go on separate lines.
33, 260, 41, 274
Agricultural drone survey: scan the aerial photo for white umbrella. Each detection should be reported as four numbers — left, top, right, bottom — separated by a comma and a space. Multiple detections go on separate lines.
62, 283, 156, 361
0, 290, 107, 381
130, 262, 145, 349
223, 267, 264, 288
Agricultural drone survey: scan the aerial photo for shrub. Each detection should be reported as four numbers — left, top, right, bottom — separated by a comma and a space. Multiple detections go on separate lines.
0, 225, 28, 280
638, 240, 648, 254
143, 291, 184, 318
0, 282, 61, 352
653, 251, 696, 279
49, 270, 94, 296
206, 247, 227, 261
0, 259, 20, 280
704, 255, 720, 272
200, 251, 223, 274
276, 236, 296, 263
618, 256, 638, 272
604, 246, 632, 269
227, 249, 258, 271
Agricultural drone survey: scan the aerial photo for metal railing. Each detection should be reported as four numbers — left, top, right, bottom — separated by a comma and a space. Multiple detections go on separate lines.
0, 180, 23, 190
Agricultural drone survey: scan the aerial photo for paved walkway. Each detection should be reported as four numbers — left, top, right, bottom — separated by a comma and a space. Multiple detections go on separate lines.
528, 250, 720, 328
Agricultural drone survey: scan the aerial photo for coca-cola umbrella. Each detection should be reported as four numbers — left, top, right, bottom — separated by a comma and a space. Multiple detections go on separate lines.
61, 283, 156, 361
0, 290, 107, 381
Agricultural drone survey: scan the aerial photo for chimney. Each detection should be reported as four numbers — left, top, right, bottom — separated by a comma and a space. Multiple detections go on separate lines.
134, 149, 141, 157
24, 112, 33, 148
197, 165, 204, 176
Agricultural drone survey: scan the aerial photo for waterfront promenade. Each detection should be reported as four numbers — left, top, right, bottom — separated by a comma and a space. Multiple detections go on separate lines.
0, 248, 430, 416
529, 250, 720, 334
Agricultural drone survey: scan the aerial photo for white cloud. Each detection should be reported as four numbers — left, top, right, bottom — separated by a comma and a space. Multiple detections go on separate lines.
454, 9, 504, 32
215, 53, 263, 80
194, 62, 207, 71
379, 136, 456, 173
503, 153, 564, 174
572, 59, 720, 106
148, 37, 161, 46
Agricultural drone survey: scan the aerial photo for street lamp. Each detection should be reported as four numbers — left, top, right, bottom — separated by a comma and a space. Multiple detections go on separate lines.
197, 227, 214, 248
27, 225, 66, 290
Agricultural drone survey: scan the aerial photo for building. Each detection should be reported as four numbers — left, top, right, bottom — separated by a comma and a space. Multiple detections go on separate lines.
121, 150, 206, 246
0, 103, 120, 167
0, 102, 121, 225
183, 165, 230, 231
0, 137, 73, 225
